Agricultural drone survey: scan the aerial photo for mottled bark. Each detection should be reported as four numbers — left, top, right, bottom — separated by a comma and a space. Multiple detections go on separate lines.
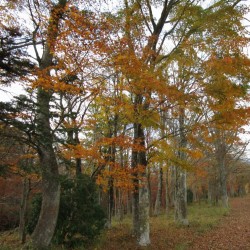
31, 1, 66, 248
165, 169, 170, 214
154, 167, 163, 216
170, 166, 176, 207
132, 153, 140, 235
139, 178, 150, 246
217, 142, 228, 208
208, 177, 219, 205
32, 87, 61, 249
19, 178, 30, 244
147, 168, 153, 216
107, 177, 114, 228
175, 168, 188, 225
132, 122, 150, 245
175, 108, 188, 225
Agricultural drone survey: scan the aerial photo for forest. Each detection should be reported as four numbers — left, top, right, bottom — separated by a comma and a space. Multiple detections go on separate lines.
0, 0, 250, 249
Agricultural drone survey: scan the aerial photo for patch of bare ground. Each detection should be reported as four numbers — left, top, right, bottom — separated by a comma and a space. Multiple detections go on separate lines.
189, 195, 250, 250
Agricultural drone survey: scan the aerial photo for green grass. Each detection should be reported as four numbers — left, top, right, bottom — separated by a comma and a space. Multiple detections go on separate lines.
187, 202, 229, 233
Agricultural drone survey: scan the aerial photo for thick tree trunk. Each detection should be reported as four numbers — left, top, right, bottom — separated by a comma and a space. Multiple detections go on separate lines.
175, 168, 188, 225
154, 167, 163, 216
132, 122, 150, 246
132, 162, 140, 235
31, 2, 66, 248
139, 176, 150, 246
208, 176, 219, 205
32, 167, 60, 249
32, 88, 61, 249
217, 142, 228, 208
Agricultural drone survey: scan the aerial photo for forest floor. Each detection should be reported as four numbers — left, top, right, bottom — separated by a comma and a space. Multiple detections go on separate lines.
0, 195, 250, 249
99, 194, 250, 250
189, 194, 250, 250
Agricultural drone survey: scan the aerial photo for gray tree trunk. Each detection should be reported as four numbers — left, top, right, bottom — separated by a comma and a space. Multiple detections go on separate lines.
154, 167, 163, 216
174, 108, 188, 225
217, 141, 228, 208
132, 122, 150, 246
19, 178, 30, 244
31, 2, 66, 248
170, 166, 176, 207
175, 168, 188, 225
165, 169, 170, 214
31, 86, 61, 249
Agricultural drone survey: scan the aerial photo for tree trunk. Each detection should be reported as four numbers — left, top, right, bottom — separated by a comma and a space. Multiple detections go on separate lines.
208, 176, 219, 205
19, 178, 30, 244
175, 168, 188, 225
107, 177, 114, 228
132, 123, 150, 246
147, 168, 153, 216
32, 87, 61, 248
32, 166, 60, 249
170, 166, 176, 207
165, 169, 169, 214
154, 166, 163, 216
217, 142, 228, 208
139, 175, 150, 246
132, 159, 140, 235
174, 108, 188, 225
31, 2, 66, 248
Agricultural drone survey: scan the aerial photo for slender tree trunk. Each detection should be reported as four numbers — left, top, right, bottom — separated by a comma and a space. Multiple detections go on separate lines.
165, 169, 169, 214
19, 178, 30, 244
175, 108, 188, 225
170, 166, 176, 207
107, 176, 114, 228
147, 168, 153, 216
154, 166, 163, 216
132, 154, 140, 235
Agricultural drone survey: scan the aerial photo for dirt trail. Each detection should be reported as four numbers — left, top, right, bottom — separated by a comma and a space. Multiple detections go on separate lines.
190, 195, 250, 250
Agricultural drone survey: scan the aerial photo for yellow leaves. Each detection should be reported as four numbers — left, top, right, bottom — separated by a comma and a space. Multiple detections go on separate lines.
62, 144, 100, 161
97, 135, 133, 149
185, 149, 204, 160
96, 164, 145, 191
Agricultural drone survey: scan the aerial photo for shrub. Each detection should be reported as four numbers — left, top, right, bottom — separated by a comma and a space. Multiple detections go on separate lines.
27, 174, 106, 247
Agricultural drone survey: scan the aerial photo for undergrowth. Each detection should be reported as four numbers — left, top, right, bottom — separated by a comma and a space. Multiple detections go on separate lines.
0, 202, 230, 250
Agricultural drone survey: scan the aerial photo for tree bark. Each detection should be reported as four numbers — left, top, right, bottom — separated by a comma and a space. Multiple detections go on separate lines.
31, 1, 67, 248
154, 166, 163, 216
132, 122, 150, 246
165, 169, 170, 214
174, 108, 188, 225
175, 168, 188, 225
32, 87, 61, 249
217, 141, 228, 208
19, 178, 30, 244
